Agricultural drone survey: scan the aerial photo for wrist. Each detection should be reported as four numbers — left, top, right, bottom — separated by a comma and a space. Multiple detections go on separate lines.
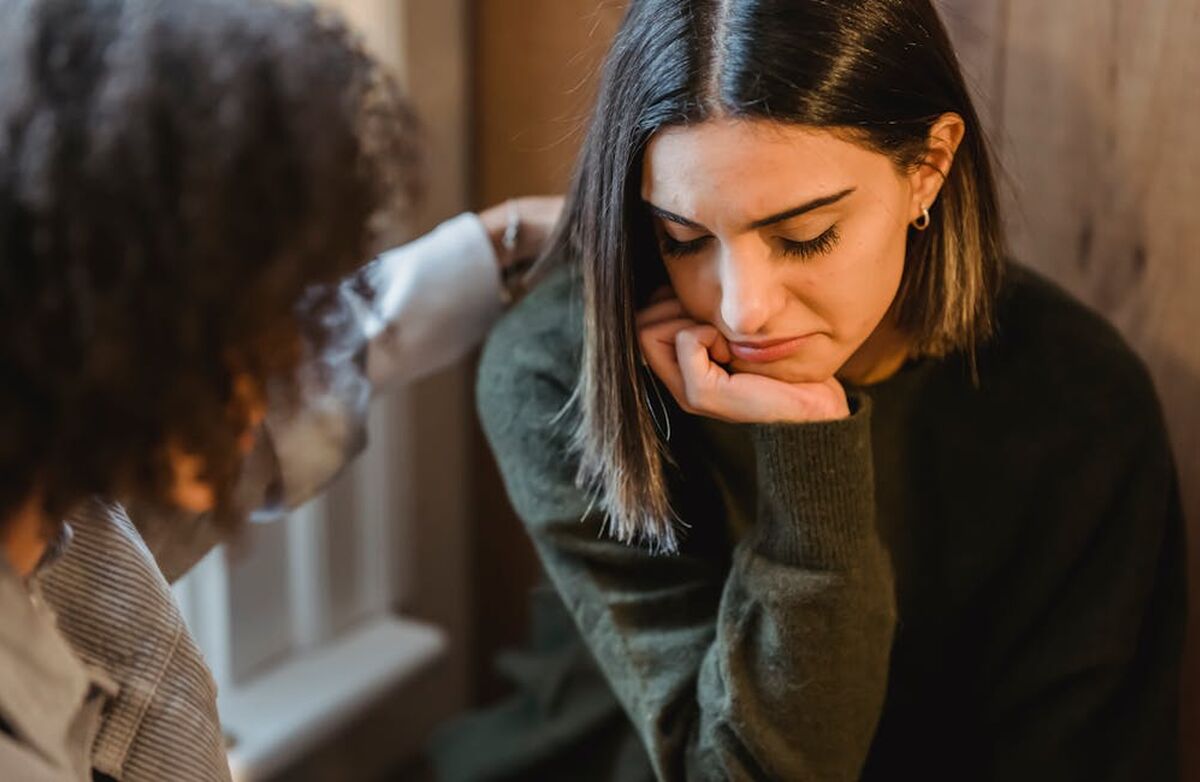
477, 201, 517, 270
749, 394, 877, 568
809, 391, 851, 421
777, 379, 850, 423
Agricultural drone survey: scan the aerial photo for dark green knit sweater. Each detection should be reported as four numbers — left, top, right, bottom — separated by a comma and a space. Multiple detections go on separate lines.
437, 262, 1184, 782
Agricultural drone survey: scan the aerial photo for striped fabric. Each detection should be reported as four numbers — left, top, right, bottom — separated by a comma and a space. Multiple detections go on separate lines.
40, 500, 231, 782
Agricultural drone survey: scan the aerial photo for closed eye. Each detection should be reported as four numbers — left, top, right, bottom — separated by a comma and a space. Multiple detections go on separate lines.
658, 233, 711, 258
780, 225, 839, 260
658, 225, 840, 260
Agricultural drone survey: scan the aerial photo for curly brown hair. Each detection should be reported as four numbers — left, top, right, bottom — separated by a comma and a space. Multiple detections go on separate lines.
0, 0, 420, 528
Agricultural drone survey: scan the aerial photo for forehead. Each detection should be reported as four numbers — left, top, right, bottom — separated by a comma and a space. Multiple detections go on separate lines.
641, 118, 895, 216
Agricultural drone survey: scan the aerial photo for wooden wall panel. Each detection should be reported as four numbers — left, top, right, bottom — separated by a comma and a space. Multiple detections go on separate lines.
473, 0, 626, 202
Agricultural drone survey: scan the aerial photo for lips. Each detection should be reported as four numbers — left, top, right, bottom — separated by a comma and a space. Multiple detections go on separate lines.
728, 334, 816, 363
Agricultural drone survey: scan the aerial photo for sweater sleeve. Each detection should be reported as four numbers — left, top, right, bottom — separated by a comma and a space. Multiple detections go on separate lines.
477, 297, 897, 781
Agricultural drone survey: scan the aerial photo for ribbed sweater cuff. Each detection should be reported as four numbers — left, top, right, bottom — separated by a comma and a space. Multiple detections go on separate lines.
749, 393, 875, 569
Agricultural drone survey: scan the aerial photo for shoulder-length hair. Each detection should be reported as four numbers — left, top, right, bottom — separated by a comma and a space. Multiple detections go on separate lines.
547, 0, 1006, 552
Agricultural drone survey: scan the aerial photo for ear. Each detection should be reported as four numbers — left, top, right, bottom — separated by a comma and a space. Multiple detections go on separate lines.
908, 113, 966, 222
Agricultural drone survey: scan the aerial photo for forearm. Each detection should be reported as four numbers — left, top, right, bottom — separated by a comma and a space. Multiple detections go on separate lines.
362, 212, 503, 389
263, 212, 502, 510
686, 411, 895, 780
126, 212, 504, 574
531, 402, 895, 781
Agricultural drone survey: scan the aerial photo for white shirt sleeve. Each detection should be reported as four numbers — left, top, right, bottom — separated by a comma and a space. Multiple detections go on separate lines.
360, 211, 503, 389
258, 212, 503, 513
126, 213, 506, 567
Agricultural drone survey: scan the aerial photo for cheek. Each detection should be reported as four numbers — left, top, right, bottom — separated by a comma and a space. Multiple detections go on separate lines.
663, 260, 720, 321
864, 217, 909, 317
802, 221, 907, 339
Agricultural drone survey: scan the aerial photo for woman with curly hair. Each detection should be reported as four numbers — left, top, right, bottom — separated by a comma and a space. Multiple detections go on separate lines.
0, 0, 558, 779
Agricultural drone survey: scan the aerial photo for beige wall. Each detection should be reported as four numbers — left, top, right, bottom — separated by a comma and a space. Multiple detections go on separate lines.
468, 0, 627, 701
472, 0, 626, 204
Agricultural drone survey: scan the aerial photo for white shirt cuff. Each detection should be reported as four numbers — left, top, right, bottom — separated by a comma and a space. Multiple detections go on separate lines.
363, 212, 504, 389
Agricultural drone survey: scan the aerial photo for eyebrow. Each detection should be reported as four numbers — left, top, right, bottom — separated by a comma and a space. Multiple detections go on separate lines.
646, 187, 857, 232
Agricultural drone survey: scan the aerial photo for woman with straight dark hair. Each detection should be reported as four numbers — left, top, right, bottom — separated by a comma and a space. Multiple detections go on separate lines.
438, 0, 1185, 779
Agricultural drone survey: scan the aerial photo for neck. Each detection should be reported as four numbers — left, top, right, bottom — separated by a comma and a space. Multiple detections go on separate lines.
838, 314, 912, 387
1, 493, 50, 580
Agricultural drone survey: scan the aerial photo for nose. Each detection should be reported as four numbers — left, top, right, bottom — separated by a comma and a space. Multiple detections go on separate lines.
717, 239, 775, 337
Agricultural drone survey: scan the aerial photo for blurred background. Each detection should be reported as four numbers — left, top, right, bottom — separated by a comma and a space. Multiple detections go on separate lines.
170, 1, 1200, 779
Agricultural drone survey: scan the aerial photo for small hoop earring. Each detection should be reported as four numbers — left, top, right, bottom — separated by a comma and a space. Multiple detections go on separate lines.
912, 206, 931, 231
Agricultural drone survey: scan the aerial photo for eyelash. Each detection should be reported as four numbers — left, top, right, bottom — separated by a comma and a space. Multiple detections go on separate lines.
658, 225, 841, 261
658, 235, 707, 258
781, 225, 840, 259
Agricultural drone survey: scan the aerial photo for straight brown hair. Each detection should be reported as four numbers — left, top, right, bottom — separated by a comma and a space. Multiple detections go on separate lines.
547, 0, 1006, 552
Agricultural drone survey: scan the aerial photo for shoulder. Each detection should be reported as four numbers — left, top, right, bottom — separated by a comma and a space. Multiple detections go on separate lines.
477, 262, 583, 431
476, 263, 594, 524
980, 262, 1165, 437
